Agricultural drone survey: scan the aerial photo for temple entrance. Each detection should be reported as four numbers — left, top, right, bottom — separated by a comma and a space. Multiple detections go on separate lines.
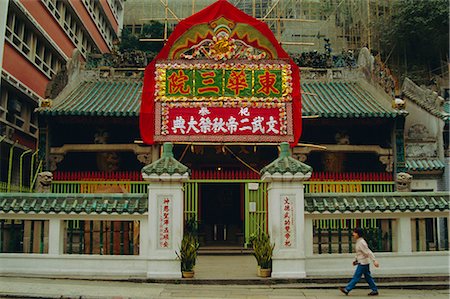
199, 183, 243, 246
183, 180, 268, 248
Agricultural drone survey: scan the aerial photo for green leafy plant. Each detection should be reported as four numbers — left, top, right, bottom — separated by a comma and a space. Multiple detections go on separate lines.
252, 232, 274, 269
176, 233, 199, 272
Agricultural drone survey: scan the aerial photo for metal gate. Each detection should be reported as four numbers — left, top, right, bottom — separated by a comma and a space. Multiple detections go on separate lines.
182, 180, 268, 247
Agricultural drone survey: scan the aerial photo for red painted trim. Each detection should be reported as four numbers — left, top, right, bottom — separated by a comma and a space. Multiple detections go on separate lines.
141, 0, 302, 147
19, 0, 75, 58
68, 0, 110, 53
3, 44, 49, 97
100, 0, 119, 33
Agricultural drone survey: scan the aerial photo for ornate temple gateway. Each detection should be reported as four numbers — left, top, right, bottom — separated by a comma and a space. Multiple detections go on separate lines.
139, 0, 306, 250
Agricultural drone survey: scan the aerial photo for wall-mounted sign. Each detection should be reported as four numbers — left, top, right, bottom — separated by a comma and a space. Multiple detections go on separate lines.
153, 61, 294, 143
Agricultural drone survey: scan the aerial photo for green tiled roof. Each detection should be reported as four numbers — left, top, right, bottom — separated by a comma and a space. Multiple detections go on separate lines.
142, 143, 189, 177
444, 101, 450, 123
0, 193, 148, 214
406, 159, 446, 172
261, 142, 312, 175
305, 192, 449, 213
39, 80, 142, 117
38, 78, 398, 119
301, 81, 398, 118
1, 192, 448, 214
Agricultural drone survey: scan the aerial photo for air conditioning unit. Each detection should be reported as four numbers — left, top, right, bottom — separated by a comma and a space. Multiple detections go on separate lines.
5, 126, 14, 139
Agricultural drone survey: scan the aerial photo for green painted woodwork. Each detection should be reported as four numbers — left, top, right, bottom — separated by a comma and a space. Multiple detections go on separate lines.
63, 220, 138, 255
304, 181, 395, 193
313, 218, 394, 254
245, 182, 268, 247
183, 182, 198, 223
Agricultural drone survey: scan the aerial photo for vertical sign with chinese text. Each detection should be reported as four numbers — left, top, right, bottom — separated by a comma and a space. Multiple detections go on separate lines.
280, 195, 296, 248
158, 196, 172, 249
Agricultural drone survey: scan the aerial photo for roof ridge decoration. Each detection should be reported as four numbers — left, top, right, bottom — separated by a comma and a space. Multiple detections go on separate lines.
402, 77, 448, 120
261, 142, 312, 181
141, 142, 190, 181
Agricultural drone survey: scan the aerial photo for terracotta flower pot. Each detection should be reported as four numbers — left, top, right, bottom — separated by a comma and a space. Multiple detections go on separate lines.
259, 268, 271, 278
182, 271, 195, 278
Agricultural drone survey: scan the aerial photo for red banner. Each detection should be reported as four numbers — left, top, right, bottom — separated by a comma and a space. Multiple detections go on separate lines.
155, 103, 293, 143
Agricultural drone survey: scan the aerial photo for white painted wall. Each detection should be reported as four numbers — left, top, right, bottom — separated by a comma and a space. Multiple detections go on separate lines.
0, 208, 448, 278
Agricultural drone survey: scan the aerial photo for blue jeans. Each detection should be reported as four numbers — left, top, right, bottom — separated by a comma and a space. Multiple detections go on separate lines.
345, 264, 378, 293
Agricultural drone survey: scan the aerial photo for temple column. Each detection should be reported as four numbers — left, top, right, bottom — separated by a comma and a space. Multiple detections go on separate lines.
261, 142, 312, 278
141, 143, 189, 278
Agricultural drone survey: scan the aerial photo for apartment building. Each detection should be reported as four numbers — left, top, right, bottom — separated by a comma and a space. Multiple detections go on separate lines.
0, 0, 124, 189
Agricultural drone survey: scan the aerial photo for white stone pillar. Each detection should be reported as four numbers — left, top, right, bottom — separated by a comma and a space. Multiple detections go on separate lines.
141, 142, 189, 279
261, 142, 312, 278
265, 180, 307, 278
397, 216, 412, 253
48, 218, 64, 255
146, 181, 185, 278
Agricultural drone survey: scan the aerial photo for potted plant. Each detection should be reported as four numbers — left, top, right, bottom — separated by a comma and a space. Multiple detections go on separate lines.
176, 232, 199, 278
251, 232, 274, 277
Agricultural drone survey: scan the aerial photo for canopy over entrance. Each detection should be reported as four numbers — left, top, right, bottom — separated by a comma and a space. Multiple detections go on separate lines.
140, 0, 302, 147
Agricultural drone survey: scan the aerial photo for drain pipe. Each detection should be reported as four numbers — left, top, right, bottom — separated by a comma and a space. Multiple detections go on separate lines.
30, 149, 39, 191
7, 140, 17, 192
19, 149, 32, 192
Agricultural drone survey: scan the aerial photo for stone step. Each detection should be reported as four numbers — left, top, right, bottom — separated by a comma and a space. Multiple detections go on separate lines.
198, 246, 254, 255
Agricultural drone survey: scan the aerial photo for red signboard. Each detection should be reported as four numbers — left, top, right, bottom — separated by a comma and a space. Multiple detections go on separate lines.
154, 103, 293, 142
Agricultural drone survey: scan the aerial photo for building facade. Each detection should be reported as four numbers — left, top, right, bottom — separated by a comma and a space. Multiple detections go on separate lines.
0, 0, 124, 191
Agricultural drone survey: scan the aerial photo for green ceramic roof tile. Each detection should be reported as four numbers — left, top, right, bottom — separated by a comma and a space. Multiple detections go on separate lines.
301, 81, 398, 118
142, 143, 189, 176
261, 142, 313, 175
38, 78, 398, 119
443, 102, 450, 123
406, 159, 446, 172
39, 80, 142, 117
305, 192, 450, 213
0, 193, 148, 215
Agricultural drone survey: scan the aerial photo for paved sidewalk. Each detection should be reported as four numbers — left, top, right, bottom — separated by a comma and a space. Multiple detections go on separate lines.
0, 276, 449, 299
1, 256, 448, 298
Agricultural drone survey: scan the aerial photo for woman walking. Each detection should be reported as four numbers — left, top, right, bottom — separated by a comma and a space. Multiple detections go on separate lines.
339, 227, 379, 296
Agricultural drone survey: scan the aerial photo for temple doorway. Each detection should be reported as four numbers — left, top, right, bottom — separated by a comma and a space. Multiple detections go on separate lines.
199, 183, 243, 246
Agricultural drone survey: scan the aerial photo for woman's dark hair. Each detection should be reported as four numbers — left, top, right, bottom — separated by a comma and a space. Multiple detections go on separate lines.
353, 227, 364, 237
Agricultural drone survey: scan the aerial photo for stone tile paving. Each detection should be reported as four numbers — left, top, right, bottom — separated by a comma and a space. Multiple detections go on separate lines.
0, 276, 449, 299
